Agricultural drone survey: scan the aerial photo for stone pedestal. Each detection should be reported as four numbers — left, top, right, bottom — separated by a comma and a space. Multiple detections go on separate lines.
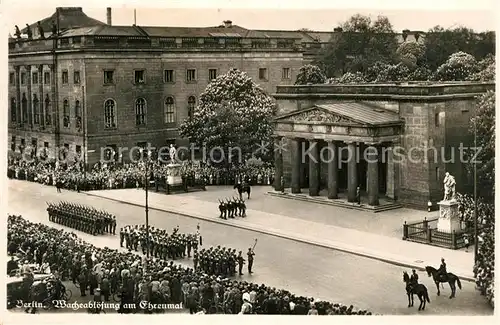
166, 163, 183, 185
437, 200, 461, 233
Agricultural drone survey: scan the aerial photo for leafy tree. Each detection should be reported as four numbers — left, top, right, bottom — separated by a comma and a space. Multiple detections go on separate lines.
295, 64, 327, 85
407, 66, 432, 81
337, 71, 366, 84
397, 41, 427, 68
423, 26, 493, 70
466, 90, 495, 202
364, 61, 389, 82
319, 14, 398, 77
179, 69, 276, 164
473, 204, 495, 307
375, 63, 411, 82
468, 54, 495, 82
434, 51, 478, 81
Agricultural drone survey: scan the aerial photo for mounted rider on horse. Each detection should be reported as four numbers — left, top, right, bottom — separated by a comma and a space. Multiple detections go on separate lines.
437, 258, 447, 281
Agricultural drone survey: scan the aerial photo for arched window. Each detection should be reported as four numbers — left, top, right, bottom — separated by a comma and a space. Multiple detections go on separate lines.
75, 100, 82, 129
44, 95, 51, 125
33, 94, 40, 124
10, 98, 16, 122
164, 97, 175, 123
104, 99, 117, 129
21, 93, 27, 123
187, 96, 196, 119
75, 100, 81, 117
135, 98, 146, 125
63, 99, 70, 127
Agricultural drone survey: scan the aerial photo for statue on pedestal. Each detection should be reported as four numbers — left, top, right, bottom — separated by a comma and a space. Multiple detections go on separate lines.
443, 172, 456, 201
169, 144, 177, 164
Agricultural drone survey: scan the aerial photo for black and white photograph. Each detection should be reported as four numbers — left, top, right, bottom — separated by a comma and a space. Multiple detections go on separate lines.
1, 0, 496, 321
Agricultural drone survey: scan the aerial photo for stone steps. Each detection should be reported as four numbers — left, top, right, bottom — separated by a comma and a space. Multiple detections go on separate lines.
267, 191, 403, 213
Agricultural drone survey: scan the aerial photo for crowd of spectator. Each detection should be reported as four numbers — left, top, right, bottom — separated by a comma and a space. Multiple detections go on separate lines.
7, 157, 275, 191
7, 215, 372, 315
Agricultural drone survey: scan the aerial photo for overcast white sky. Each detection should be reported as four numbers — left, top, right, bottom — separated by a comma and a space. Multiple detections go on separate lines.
1, 0, 497, 33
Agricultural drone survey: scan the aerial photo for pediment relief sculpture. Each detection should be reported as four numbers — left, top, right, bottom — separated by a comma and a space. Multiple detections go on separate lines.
285, 109, 356, 124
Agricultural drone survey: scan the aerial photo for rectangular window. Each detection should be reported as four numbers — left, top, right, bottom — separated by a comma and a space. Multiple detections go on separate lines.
74, 71, 80, 84
259, 68, 268, 80
164, 69, 174, 83
62, 70, 69, 84
435, 112, 444, 127
20, 138, 25, 153
72, 37, 81, 44
435, 167, 440, 181
44, 71, 50, 84
60, 38, 69, 45
134, 70, 145, 84
11, 136, 16, 151
63, 143, 69, 159
21, 72, 26, 85
282, 68, 291, 80
209, 69, 217, 80
9, 72, 15, 85
44, 141, 49, 148
186, 69, 197, 82
10, 97, 16, 122
104, 70, 114, 84
32, 72, 38, 84
76, 145, 82, 154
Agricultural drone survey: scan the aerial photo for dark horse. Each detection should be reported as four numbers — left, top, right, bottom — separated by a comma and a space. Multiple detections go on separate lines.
403, 271, 430, 311
234, 182, 251, 200
425, 266, 462, 299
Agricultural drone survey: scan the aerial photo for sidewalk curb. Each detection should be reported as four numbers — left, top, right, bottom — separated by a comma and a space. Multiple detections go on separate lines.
83, 192, 476, 283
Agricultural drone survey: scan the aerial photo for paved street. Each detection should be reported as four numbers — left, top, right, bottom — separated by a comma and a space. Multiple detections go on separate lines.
7, 180, 493, 315
168, 185, 429, 238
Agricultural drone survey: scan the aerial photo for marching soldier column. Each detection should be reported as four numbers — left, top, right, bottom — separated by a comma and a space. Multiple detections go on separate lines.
218, 198, 246, 219
47, 201, 116, 236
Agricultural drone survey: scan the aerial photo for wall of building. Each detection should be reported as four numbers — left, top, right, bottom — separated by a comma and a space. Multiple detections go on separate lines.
82, 51, 302, 155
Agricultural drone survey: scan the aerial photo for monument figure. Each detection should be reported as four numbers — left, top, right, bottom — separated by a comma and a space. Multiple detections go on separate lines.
37, 21, 45, 39
169, 144, 177, 164
443, 172, 456, 201
14, 25, 21, 39
437, 172, 460, 232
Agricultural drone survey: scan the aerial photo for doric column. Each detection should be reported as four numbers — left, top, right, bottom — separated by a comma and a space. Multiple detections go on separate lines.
14, 66, 21, 124
366, 143, 380, 206
347, 141, 358, 202
26, 65, 33, 127
327, 140, 338, 199
386, 143, 395, 199
308, 139, 319, 196
38, 65, 44, 126
290, 138, 301, 193
273, 136, 284, 191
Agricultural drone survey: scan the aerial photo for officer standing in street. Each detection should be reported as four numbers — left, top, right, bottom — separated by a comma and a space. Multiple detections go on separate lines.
247, 247, 255, 274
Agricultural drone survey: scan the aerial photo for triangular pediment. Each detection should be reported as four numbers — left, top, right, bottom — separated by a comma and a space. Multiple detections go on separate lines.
275, 107, 364, 126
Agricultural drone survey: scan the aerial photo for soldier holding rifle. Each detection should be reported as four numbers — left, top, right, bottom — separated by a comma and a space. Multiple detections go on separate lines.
247, 239, 257, 274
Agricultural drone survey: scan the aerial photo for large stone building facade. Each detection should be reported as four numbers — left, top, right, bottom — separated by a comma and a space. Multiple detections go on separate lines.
8, 7, 304, 165
271, 83, 494, 208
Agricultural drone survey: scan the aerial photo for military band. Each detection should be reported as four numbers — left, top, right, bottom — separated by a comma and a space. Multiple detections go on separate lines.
47, 201, 116, 236
218, 198, 246, 219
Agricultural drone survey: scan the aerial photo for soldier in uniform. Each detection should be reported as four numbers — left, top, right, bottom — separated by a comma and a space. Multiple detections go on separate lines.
411, 269, 419, 285
437, 258, 447, 281
237, 251, 245, 275
219, 199, 226, 219
247, 248, 255, 274
120, 228, 124, 247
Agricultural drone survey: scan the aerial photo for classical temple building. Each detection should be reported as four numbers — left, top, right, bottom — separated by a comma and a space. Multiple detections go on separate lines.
271, 83, 494, 209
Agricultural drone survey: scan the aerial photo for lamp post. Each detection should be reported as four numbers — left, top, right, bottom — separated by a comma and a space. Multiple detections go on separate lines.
141, 148, 150, 270
473, 111, 478, 263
